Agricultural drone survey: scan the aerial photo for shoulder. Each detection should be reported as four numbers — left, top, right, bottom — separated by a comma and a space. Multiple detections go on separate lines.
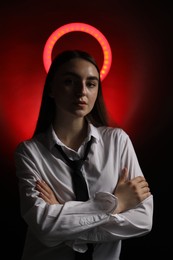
14, 133, 46, 156
90, 124, 131, 148
97, 126, 129, 141
15, 137, 38, 155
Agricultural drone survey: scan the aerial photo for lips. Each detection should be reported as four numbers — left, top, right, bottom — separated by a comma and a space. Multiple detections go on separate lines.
74, 100, 87, 105
78, 101, 86, 104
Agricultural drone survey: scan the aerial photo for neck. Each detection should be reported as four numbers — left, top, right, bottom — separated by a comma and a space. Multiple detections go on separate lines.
53, 117, 88, 150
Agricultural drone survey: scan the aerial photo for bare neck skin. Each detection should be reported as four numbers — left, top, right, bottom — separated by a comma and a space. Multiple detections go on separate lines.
53, 115, 88, 151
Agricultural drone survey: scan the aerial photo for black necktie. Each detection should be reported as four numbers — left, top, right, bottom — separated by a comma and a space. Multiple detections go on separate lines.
55, 137, 94, 259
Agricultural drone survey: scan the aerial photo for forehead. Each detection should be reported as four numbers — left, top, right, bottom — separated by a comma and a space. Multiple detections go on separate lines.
56, 58, 99, 78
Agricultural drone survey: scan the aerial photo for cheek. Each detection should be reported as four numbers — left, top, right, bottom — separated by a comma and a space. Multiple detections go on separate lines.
52, 86, 67, 101
89, 90, 98, 105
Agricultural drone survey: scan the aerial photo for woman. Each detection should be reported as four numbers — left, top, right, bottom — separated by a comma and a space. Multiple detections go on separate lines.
15, 50, 153, 260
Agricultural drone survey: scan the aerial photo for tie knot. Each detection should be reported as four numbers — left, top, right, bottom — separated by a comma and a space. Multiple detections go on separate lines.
70, 159, 84, 170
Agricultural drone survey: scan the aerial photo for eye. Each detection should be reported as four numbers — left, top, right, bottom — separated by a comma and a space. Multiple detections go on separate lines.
64, 78, 74, 86
86, 81, 98, 88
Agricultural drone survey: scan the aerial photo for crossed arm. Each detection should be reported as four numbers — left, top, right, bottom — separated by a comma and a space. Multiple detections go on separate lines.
36, 167, 151, 214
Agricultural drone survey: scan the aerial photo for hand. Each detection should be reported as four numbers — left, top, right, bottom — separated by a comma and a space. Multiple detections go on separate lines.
113, 168, 151, 213
36, 180, 59, 205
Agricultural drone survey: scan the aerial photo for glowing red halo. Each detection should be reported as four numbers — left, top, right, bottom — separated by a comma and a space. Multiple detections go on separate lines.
43, 22, 112, 81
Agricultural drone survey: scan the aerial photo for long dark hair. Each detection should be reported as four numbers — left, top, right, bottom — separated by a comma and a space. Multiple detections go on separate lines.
33, 50, 109, 136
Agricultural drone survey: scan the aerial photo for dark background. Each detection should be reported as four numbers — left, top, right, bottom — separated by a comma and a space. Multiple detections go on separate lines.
1, 1, 172, 259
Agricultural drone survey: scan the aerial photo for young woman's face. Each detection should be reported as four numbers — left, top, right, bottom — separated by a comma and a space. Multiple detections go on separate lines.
50, 58, 99, 119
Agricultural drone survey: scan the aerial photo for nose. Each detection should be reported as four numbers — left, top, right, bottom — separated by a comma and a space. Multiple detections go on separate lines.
76, 81, 87, 96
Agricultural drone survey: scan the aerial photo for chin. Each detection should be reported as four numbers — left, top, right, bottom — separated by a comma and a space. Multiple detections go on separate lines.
73, 111, 88, 118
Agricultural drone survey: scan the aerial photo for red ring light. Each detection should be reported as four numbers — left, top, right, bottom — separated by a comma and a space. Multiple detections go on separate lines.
43, 22, 112, 81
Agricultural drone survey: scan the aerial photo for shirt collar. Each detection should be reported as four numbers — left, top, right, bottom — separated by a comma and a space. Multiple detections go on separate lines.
47, 123, 100, 151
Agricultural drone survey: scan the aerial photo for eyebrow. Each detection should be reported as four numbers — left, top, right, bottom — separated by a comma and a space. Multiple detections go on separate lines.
62, 72, 99, 81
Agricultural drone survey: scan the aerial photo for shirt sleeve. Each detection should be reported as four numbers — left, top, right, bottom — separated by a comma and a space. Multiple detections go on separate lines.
72, 194, 153, 245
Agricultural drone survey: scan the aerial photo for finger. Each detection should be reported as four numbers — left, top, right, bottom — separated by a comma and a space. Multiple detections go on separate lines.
36, 183, 53, 199
118, 167, 128, 184
141, 182, 149, 189
132, 176, 146, 186
36, 180, 51, 191
143, 186, 150, 194
36, 181, 54, 197
38, 192, 51, 204
142, 190, 151, 200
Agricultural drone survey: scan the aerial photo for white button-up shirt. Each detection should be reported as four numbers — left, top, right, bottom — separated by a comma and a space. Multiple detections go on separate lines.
15, 124, 153, 260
